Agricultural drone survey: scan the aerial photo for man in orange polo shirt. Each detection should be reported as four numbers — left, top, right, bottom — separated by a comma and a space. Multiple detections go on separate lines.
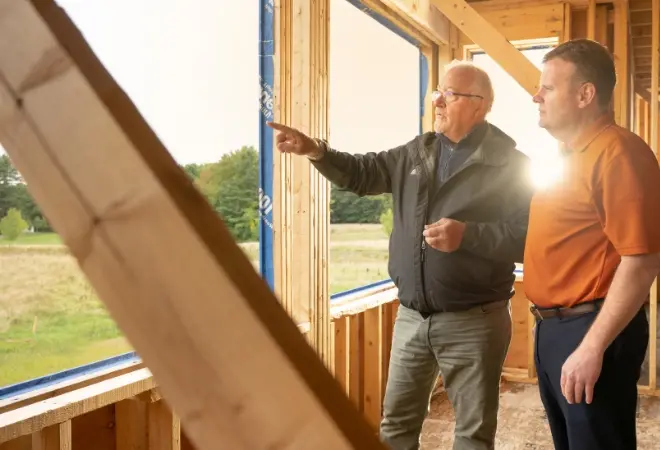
526, 38, 660, 449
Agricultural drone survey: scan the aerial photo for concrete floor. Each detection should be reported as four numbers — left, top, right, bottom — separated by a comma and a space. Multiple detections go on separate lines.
420, 381, 660, 449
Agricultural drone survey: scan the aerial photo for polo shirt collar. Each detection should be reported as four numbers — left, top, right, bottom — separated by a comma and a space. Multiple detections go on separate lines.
565, 112, 615, 153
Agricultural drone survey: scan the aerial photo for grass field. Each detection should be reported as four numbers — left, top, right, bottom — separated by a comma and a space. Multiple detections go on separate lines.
0, 223, 389, 387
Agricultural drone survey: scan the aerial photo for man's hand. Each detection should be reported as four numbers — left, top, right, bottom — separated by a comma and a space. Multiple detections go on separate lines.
423, 218, 466, 252
560, 344, 603, 405
267, 121, 324, 159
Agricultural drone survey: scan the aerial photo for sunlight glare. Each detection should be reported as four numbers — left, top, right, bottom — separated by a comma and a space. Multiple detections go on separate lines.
530, 153, 563, 189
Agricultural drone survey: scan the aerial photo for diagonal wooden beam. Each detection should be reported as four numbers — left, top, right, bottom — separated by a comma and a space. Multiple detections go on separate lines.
0, 1, 384, 449
377, 0, 450, 45
430, 0, 541, 96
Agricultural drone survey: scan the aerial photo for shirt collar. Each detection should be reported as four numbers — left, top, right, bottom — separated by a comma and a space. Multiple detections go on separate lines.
437, 121, 488, 150
565, 112, 615, 154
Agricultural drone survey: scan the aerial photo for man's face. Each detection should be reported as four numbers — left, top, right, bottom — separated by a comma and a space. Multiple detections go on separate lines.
533, 58, 582, 136
433, 68, 486, 140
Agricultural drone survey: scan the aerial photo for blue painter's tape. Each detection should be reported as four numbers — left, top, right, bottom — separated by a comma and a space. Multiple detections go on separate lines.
0, 351, 139, 400
330, 278, 394, 302
259, 0, 275, 290
344, 0, 421, 47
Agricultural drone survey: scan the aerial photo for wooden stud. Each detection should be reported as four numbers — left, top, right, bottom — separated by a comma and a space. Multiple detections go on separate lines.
349, 314, 365, 412
587, 0, 597, 39
0, 2, 384, 449
273, 0, 333, 366
421, 44, 440, 133
147, 401, 180, 450
334, 317, 350, 395
380, 303, 394, 402
596, 4, 609, 45
31, 421, 71, 450
562, 2, 573, 43
309, 0, 332, 370
362, 307, 383, 430
115, 398, 148, 450
272, 0, 293, 318
431, 0, 541, 96
614, 0, 630, 128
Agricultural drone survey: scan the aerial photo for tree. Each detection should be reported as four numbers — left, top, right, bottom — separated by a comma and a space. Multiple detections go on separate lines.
0, 155, 52, 232
330, 189, 391, 224
196, 146, 259, 242
0, 154, 21, 220
0, 208, 28, 240
182, 163, 204, 181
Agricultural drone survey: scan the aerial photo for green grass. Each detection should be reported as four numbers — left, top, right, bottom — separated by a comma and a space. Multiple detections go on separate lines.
0, 232, 62, 246
330, 223, 388, 241
0, 224, 389, 387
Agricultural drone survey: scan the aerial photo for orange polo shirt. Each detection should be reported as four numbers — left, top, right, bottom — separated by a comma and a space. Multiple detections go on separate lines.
524, 113, 660, 308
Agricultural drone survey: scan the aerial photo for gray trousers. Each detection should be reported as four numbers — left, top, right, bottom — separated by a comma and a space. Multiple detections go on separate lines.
380, 300, 512, 450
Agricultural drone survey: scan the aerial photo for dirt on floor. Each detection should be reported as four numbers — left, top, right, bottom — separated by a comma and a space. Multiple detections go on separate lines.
420, 381, 660, 449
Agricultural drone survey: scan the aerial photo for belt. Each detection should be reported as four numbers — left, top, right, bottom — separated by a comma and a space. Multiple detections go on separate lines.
419, 299, 509, 318
530, 299, 604, 320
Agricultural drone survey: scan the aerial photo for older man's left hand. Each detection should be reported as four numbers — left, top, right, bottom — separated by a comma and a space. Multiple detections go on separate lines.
423, 218, 466, 252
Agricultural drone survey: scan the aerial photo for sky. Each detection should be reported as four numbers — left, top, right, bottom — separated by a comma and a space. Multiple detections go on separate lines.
0, 0, 419, 165
0, 0, 559, 185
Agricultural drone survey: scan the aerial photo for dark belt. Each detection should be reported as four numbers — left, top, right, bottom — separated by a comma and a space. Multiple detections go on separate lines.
530, 298, 604, 320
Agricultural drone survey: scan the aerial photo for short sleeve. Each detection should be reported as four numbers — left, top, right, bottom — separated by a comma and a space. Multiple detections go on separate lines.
595, 140, 660, 255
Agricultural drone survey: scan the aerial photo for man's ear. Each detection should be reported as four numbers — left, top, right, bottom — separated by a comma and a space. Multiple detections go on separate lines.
577, 82, 597, 109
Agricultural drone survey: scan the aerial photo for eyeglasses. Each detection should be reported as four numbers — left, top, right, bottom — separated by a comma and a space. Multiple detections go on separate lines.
432, 89, 484, 103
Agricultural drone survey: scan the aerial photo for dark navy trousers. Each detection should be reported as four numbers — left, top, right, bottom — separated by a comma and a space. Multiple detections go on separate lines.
534, 306, 649, 450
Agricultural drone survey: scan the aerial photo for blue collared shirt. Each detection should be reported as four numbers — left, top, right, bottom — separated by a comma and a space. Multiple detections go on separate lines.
436, 122, 488, 184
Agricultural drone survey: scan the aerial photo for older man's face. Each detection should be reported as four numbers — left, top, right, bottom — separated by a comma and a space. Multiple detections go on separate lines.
434, 68, 486, 140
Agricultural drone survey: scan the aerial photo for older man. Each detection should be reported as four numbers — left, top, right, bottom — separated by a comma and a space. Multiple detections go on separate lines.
526, 38, 660, 449
268, 61, 534, 450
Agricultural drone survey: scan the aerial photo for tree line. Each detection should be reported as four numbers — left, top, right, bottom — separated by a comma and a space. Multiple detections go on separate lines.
0, 149, 392, 242
0, 155, 50, 239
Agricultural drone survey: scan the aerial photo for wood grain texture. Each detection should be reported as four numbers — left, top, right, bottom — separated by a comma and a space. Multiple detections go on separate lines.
0, 1, 383, 449
432, 0, 541, 95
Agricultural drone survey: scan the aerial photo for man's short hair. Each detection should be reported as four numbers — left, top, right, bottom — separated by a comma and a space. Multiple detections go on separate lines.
443, 59, 495, 113
542, 38, 616, 110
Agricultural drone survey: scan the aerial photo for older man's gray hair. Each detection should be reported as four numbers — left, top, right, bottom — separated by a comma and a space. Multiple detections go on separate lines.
443, 59, 495, 113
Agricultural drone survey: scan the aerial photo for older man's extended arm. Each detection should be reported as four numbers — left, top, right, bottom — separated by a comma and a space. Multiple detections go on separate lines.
309, 139, 406, 197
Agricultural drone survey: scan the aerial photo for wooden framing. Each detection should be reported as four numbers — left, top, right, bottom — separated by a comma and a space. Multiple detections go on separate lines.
0, 1, 385, 449
614, 0, 630, 127
272, 0, 333, 366
3, 0, 660, 447
466, 1, 565, 42
431, 0, 541, 95
271, 0, 453, 370
376, 0, 450, 45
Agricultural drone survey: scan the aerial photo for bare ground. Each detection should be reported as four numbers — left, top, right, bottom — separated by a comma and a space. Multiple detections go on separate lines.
421, 381, 660, 449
